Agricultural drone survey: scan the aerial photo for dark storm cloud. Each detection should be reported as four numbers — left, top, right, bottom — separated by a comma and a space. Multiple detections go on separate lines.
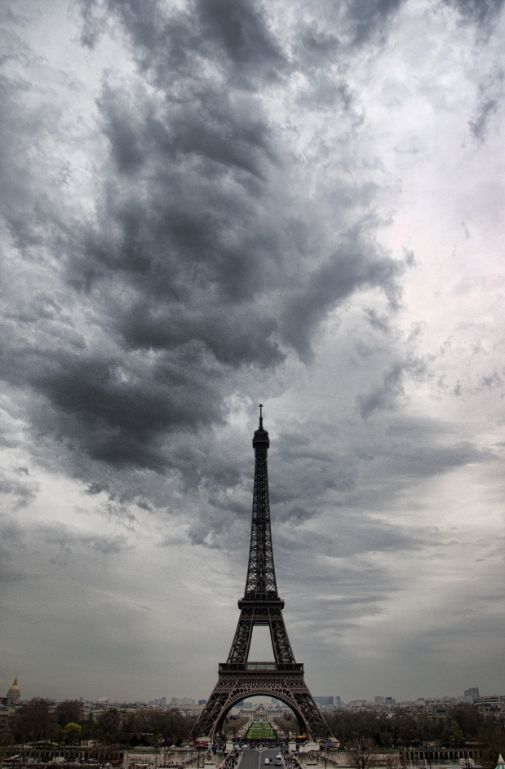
445, 0, 505, 25
80, 0, 287, 89
63, 350, 217, 436
21, 347, 224, 469
342, 0, 405, 46
0, 0, 407, 477
0, 0, 413, 569
196, 0, 287, 85
97, 80, 274, 181
280, 233, 403, 360
120, 304, 283, 367
296, 0, 405, 52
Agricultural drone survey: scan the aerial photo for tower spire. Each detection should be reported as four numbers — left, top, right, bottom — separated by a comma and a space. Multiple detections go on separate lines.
246, 405, 275, 597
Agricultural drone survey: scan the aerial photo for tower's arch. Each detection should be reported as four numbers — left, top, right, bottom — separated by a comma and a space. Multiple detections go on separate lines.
214, 690, 307, 738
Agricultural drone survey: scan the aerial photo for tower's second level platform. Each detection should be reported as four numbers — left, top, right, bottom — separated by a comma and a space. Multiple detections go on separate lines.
218, 662, 304, 674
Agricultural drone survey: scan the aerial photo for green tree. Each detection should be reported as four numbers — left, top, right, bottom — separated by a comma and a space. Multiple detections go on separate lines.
449, 719, 464, 745
63, 722, 82, 744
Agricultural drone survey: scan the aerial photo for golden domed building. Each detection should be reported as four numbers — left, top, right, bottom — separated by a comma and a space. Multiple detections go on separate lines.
6, 676, 20, 705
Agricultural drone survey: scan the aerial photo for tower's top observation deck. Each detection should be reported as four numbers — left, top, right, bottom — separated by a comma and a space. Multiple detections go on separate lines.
252, 403, 269, 448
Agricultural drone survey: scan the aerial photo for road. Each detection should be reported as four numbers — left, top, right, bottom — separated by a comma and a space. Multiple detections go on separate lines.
240, 748, 283, 769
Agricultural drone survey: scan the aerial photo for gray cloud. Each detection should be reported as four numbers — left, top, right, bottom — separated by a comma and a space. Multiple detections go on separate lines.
281, 232, 404, 360
0, 516, 128, 576
0, 0, 404, 479
357, 358, 426, 418
80, 0, 287, 89
0, 518, 28, 583
469, 68, 504, 141
2, 0, 505, 702
295, 0, 405, 51
0, 468, 39, 510
38, 524, 129, 564
342, 0, 405, 46
445, 0, 505, 25
196, 0, 287, 86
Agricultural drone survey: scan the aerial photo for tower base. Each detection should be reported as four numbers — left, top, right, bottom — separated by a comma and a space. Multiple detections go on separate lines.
194, 663, 328, 739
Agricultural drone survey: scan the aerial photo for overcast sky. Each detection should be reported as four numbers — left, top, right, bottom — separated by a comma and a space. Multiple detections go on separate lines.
1, 0, 504, 705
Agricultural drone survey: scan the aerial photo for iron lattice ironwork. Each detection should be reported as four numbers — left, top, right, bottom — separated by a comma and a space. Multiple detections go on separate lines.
194, 407, 327, 739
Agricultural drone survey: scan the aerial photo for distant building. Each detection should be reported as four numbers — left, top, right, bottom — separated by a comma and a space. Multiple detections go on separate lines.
170, 697, 195, 706
465, 688, 480, 702
0, 708, 13, 739
314, 696, 336, 707
314, 696, 342, 709
345, 700, 370, 710
148, 697, 167, 707
6, 677, 20, 706
474, 695, 505, 719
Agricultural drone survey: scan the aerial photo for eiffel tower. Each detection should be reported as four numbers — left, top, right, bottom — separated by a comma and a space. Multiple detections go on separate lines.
194, 406, 328, 739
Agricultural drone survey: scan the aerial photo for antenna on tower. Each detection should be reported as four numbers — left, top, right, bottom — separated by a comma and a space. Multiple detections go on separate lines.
259, 402, 263, 428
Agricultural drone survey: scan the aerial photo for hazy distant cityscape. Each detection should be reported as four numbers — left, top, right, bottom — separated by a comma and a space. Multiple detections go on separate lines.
4, 678, 505, 714
2, 677, 505, 732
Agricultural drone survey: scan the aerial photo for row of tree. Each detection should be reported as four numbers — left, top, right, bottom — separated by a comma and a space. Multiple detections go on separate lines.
274, 703, 504, 765
6, 699, 196, 746
6, 699, 505, 762
323, 703, 502, 747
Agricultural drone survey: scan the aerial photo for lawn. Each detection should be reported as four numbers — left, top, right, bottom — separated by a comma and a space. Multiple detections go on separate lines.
245, 721, 278, 740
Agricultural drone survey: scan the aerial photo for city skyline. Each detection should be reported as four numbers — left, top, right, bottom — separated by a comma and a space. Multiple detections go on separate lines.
1, 1, 504, 703
1, 675, 496, 707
